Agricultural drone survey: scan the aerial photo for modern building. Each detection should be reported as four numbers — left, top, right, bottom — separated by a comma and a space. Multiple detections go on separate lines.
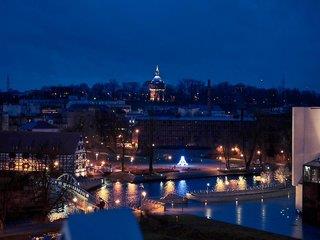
302, 158, 320, 226
148, 65, 165, 102
0, 131, 87, 176
292, 107, 320, 223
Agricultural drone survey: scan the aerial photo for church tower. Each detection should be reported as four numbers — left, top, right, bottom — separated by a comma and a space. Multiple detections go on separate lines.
149, 65, 165, 101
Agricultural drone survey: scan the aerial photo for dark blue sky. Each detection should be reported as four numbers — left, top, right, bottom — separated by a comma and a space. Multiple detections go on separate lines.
0, 0, 319, 90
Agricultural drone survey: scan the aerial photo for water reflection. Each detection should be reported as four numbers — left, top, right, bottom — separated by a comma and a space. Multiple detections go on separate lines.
205, 207, 212, 219
177, 180, 187, 196
261, 203, 266, 229
164, 180, 175, 196
95, 175, 253, 207
236, 204, 242, 225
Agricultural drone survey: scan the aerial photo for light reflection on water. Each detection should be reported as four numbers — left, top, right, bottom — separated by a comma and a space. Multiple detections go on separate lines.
93, 177, 320, 240
166, 196, 320, 240
94, 175, 253, 208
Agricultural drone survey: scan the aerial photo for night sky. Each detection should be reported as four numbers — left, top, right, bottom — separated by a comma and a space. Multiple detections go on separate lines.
0, 0, 319, 90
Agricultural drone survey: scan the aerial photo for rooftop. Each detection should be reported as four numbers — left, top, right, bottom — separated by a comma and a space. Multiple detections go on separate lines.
0, 131, 82, 154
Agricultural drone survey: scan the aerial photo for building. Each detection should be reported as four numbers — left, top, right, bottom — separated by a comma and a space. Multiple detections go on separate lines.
0, 131, 87, 176
132, 112, 255, 155
148, 65, 165, 102
302, 158, 320, 226
20, 120, 59, 132
292, 107, 320, 210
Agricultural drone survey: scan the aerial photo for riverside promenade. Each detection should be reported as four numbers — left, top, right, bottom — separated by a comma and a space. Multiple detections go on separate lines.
186, 184, 294, 203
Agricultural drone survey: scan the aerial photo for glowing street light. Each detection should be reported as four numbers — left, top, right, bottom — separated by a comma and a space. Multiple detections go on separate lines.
257, 150, 261, 155
72, 197, 78, 203
135, 129, 140, 134
130, 156, 134, 162
87, 206, 93, 212
115, 199, 120, 205
141, 191, 147, 198
140, 191, 147, 214
53, 161, 59, 167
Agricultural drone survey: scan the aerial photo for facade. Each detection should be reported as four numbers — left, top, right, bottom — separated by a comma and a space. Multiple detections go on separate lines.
302, 158, 320, 226
0, 131, 87, 176
148, 65, 165, 102
20, 120, 59, 132
133, 114, 255, 154
292, 107, 320, 211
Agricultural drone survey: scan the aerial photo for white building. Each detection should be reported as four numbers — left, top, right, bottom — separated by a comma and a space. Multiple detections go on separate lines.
292, 107, 320, 210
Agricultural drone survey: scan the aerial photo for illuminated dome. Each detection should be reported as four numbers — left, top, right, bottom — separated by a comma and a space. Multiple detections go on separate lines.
149, 65, 165, 101
151, 65, 164, 86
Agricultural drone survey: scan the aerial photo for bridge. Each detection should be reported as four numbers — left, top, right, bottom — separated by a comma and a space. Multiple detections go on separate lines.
52, 174, 99, 210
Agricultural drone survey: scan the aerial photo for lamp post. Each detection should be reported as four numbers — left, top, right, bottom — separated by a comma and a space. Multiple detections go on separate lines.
140, 191, 147, 219
117, 134, 125, 172
206, 183, 210, 193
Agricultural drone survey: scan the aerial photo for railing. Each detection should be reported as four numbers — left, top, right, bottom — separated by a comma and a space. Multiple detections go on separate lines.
188, 182, 288, 195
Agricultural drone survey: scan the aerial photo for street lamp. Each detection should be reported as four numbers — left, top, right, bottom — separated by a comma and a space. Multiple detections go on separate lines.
135, 129, 140, 134
140, 191, 147, 218
142, 191, 147, 198
72, 197, 78, 203
53, 161, 59, 168
95, 153, 99, 161
206, 183, 210, 193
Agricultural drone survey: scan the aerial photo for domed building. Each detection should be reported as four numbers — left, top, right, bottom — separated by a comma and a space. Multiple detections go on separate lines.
148, 65, 165, 102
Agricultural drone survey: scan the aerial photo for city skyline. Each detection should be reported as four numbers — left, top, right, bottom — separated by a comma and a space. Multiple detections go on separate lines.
1, 0, 320, 91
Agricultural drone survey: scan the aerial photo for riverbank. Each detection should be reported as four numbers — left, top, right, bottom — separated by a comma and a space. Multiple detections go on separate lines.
187, 186, 294, 203
107, 168, 255, 183
141, 214, 298, 240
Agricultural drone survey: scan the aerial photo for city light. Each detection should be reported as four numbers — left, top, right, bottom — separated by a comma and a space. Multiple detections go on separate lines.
115, 199, 120, 204
141, 191, 147, 198
72, 197, 78, 203
135, 129, 140, 133
177, 156, 188, 167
